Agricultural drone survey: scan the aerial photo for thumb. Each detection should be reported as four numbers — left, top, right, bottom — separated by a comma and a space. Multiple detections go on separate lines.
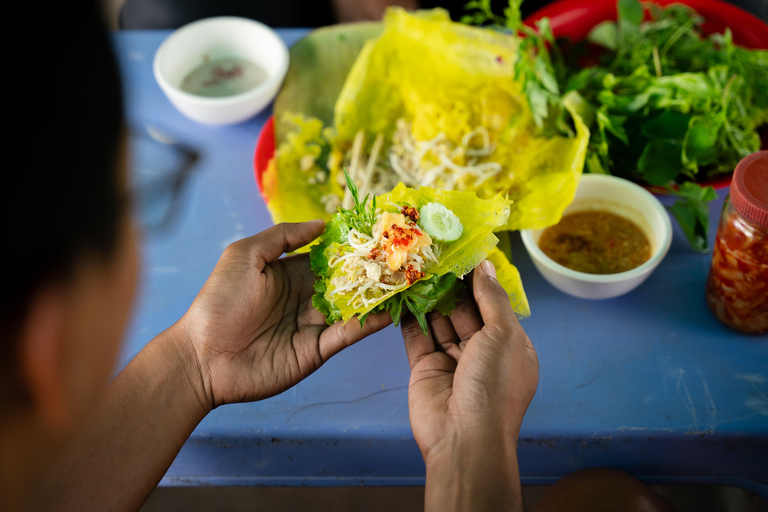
238, 220, 325, 270
473, 260, 516, 330
473, 260, 538, 366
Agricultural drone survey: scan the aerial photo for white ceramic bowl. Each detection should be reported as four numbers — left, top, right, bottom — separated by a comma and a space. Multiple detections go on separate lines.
520, 174, 672, 299
153, 17, 289, 125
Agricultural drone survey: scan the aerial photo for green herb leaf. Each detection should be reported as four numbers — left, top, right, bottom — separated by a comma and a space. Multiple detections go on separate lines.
653, 73, 718, 98
668, 200, 707, 252
525, 80, 550, 126
565, 68, 597, 93
585, 152, 609, 174
536, 56, 560, 95
337, 167, 378, 235
502, 0, 523, 29
682, 119, 717, 170
674, 181, 717, 202
588, 21, 619, 51
641, 110, 691, 140
637, 139, 682, 185
618, 0, 644, 26
461, 0, 507, 26
666, 182, 716, 252
373, 273, 464, 336
616, 0, 642, 54
596, 110, 629, 144
463, 0, 569, 132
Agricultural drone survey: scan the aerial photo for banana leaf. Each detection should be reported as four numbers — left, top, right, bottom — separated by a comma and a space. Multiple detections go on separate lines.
273, 22, 383, 147
265, 22, 383, 226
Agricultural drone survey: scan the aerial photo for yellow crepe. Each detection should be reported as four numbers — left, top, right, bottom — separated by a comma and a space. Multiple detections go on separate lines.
331, 8, 590, 230
267, 9, 589, 232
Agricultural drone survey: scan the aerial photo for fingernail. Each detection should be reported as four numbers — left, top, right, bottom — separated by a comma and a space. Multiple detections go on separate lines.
480, 259, 496, 278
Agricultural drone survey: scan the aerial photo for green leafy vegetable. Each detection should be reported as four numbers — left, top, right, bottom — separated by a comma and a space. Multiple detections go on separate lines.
364, 273, 464, 335
638, 139, 683, 186
310, 169, 378, 323
682, 120, 716, 171
618, 0, 643, 26
462, 0, 768, 251
588, 22, 619, 51
666, 182, 717, 253
575, 0, 767, 185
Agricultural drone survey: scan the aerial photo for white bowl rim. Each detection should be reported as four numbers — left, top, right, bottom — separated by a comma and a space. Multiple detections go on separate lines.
520, 174, 673, 283
153, 16, 289, 107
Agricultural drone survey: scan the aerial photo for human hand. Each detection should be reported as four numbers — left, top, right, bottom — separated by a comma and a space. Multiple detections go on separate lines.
401, 260, 538, 511
177, 221, 391, 409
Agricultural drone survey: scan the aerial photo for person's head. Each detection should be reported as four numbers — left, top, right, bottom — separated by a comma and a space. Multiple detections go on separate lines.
1, 0, 138, 497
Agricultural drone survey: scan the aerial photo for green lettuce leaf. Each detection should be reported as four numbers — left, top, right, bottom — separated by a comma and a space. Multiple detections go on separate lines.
364, 273, 464, 335
310, 216, 349, 323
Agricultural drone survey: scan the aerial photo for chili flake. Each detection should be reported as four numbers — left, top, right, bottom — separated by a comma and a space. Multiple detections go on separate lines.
401, 206, 420, 222
405, 264, 425, 284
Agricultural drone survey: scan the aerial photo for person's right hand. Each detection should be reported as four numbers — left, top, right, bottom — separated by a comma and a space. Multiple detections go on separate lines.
401, 260, 539, 511
177, 221, 391, 410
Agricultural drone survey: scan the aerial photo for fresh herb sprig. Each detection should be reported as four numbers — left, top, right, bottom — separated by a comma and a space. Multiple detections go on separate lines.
666, 182, 717, 252
337, 168, 378, 235
463, 0, 568, 132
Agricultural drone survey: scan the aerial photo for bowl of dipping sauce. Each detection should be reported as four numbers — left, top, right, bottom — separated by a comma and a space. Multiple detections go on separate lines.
521, 174, 672, 299
154, 17, 289, 125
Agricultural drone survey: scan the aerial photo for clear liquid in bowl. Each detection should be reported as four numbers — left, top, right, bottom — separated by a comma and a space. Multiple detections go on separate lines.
181, 57, 267, 98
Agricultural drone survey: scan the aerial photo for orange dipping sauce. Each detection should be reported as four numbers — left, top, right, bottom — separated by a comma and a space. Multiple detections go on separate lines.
539, 210, 651, 275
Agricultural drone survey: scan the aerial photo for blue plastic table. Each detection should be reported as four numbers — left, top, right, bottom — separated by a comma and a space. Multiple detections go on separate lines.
113, 30, 768, 496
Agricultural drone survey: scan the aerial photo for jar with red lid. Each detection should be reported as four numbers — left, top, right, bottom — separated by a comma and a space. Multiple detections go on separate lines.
706, 151, 768, 334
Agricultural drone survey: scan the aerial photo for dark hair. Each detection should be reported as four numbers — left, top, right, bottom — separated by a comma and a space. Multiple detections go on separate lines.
1, 1, 125, 410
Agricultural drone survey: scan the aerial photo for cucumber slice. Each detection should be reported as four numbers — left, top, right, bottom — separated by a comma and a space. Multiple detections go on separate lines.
419, 203, 463, 242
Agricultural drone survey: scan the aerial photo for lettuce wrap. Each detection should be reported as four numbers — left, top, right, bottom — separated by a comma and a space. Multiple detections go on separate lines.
310, 179, 529, 334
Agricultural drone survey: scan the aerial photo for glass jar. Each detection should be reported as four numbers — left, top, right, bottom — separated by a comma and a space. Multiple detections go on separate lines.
706, 151, 768, 334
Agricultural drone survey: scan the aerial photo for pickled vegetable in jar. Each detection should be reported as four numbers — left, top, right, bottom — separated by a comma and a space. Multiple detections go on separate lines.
706, 151, 768, 334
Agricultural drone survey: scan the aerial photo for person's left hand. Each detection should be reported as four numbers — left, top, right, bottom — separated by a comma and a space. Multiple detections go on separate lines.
175, 220, 391, 409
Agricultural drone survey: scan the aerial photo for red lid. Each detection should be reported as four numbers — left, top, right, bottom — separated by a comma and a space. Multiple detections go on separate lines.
731, 151, 768, 227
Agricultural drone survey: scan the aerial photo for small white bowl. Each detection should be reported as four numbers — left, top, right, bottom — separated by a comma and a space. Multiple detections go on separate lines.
153, 17, 289, 126
520, 174, 672, 300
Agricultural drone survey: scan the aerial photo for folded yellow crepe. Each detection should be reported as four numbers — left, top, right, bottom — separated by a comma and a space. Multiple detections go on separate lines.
311, 180, 529, 334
